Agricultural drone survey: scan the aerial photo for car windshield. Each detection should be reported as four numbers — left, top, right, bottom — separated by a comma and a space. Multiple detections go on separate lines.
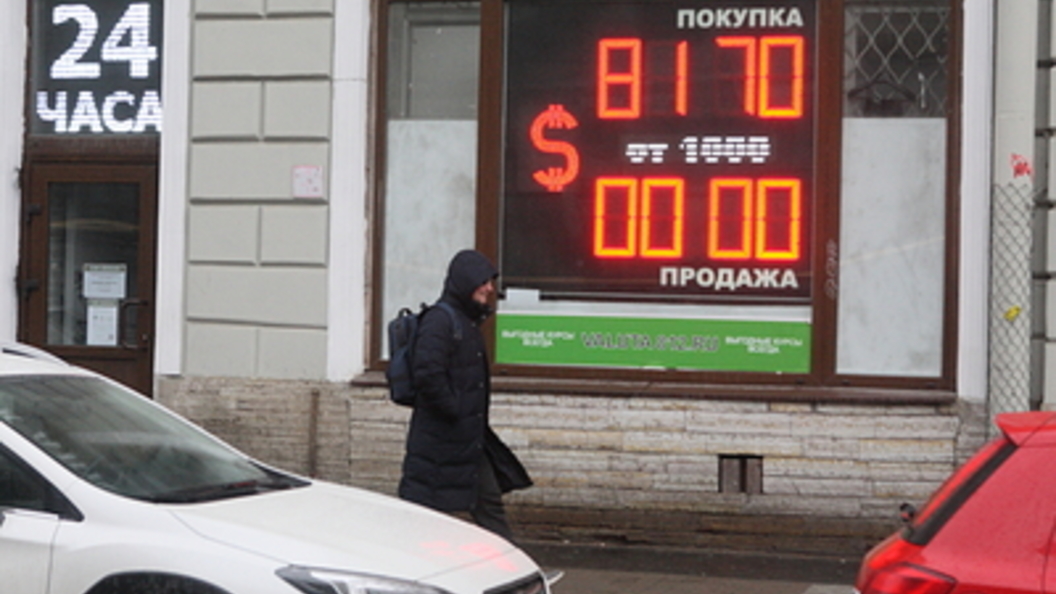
0, 375, 304, 502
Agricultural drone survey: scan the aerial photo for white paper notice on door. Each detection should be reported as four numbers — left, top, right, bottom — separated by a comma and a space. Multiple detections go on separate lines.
87, 300, 119, 346
83, 264, 127, 300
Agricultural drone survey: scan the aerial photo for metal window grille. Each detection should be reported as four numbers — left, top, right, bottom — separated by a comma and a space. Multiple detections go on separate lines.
844, 1, 949, 118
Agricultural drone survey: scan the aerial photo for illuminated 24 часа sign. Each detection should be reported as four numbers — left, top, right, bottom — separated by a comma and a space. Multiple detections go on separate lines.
31, 0, 163, 135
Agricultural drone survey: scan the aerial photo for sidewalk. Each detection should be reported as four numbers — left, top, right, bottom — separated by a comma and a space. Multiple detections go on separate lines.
521, 541, 859, 594
549, 568, 853, 594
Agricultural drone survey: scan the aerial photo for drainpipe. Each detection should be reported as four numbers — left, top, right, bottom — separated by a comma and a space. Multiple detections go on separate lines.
1035, 0, 1053, 410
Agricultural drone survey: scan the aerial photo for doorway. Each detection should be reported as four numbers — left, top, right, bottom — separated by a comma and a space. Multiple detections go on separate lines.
19, 163, 157, 396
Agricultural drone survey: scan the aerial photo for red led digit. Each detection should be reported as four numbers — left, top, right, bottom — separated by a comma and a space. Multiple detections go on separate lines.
716, 35, 804, 119
708, 178, 753, 260
675, 41, 688, 116
597, 38, 642, 119
714, 36, 757, 116
594, 177, 639, 257
759, 36, 804, 118
640, 178, 684, 258
755, 179, 802, 261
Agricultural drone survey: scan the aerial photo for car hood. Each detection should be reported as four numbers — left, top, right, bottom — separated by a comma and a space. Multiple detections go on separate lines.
168, 480, 536, 583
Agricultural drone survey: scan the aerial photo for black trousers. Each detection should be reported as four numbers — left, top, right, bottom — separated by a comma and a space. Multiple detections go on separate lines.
471, 455, 514, 541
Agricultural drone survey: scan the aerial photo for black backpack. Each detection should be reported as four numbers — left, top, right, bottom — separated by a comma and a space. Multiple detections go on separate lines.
385, 302, 461, 407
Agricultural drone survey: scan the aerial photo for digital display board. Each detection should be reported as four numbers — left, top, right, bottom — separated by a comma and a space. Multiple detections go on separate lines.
502, 0, 815, 302
31, 0, 163, 135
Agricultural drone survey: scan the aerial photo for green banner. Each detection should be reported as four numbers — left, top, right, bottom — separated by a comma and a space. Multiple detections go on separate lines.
495, 314, 810, 373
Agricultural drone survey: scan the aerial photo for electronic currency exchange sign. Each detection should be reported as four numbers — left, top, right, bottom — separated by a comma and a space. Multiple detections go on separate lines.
31, 0, 163, 135
501, 1, 816, 302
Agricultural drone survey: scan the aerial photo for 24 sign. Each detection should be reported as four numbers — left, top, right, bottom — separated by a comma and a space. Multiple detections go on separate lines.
33, 1, 163, 135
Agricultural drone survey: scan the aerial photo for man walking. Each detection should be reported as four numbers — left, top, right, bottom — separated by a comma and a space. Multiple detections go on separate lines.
398, 249, 532, 541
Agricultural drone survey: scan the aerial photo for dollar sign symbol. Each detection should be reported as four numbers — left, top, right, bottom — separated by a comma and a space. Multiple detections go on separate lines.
530, 104, 580, 192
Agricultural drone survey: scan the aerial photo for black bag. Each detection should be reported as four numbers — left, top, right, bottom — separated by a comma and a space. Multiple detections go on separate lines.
385, 302, 461, 407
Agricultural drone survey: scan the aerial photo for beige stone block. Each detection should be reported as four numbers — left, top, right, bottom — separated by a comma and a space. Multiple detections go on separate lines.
611, 408, 688, 430
266, 0, 333, 14
521, 428, 622, 451
192, 82, 261, 138
264, 80, 331, 138
190, 142, 330, 199
872, 480, 943, 500
769, 402, 814, 414
260, 204, 328, 264
686, 411, 795, 436
188, 204, 259, 263
196, 0, 264, 15
766, 476, 869, 497
860, 438, 954, 463
791, 413, 880, 438
873, 415, 960, 439
186, 264, 327, 326
766, 457, 868, 479
802, 436, 862, 459
194, 18, 332, 78
258, 327, 327, 379
185, 322, 257, 376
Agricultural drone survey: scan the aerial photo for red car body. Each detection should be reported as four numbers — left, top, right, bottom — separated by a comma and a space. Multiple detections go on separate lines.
856, 411, 1056, 594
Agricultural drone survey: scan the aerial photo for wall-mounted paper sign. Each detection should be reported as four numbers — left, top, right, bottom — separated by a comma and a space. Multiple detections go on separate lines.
292, 165, 324, 198
83, 263, 127, 300
86, 300, 118, 346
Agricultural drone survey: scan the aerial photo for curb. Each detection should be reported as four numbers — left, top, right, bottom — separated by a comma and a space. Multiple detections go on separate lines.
520, 540, 861, 585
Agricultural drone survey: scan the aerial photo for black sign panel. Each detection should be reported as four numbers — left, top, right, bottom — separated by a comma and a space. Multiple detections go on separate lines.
502, 1, 816, 302
31, 0, 163, 135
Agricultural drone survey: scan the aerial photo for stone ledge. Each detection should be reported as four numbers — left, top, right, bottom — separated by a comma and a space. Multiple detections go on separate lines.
510, 504, 898, 560
352, 371, 957, 405
519, 538, 862, 584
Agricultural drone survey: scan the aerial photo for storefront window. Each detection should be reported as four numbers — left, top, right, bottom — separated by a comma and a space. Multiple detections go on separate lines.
373, 0, 959, 392
837, 0, 950, 377
381, 2, 480, 349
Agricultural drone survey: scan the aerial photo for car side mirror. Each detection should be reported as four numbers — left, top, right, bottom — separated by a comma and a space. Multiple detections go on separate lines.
899, 502, 917, 524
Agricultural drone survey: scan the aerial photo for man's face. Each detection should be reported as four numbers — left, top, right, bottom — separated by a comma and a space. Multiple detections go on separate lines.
472, 278, 496, 305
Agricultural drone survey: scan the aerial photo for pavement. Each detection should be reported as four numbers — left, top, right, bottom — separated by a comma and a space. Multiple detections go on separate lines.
520, 541, 859, 594
549, 568, 852, 594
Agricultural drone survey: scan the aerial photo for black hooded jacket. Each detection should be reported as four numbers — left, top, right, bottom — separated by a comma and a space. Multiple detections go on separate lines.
398, 250, 532, 511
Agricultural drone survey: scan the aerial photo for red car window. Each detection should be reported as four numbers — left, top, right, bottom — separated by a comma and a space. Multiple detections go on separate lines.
905, 436, 1015, 544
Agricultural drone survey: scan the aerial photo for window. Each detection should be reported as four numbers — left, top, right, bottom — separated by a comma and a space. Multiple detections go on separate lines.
0, 445, 79, 518
377, 1, 481, 353
836, 0, 952, 378
372, 0, 960, 393
0, 447, 51, 512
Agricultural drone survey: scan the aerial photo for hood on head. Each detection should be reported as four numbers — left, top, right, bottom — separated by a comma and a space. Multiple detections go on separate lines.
443, 250, 498, 314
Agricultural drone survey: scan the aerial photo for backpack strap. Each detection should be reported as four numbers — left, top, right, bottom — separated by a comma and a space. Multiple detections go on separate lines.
434, 302, 463, 341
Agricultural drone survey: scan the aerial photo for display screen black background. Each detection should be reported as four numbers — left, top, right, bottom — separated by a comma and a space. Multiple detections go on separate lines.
502, 0, 816, 302
30, 0, 163, 135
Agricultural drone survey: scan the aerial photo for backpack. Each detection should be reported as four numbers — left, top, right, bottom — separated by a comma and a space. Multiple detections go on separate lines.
385, 302, 461, 407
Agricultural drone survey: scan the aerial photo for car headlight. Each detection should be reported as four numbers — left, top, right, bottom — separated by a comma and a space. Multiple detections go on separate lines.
277, 566, 455, 594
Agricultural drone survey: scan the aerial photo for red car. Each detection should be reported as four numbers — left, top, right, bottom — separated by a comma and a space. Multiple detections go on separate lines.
856, 411, 1056, 594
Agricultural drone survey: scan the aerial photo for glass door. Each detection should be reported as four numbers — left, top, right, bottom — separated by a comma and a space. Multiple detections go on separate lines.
19, 163, 157, 395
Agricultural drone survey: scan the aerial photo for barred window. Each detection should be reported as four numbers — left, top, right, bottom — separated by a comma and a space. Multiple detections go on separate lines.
844, 1, 950, 118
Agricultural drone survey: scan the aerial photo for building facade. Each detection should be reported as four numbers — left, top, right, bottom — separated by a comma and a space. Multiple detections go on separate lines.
0, 0, 1046, 555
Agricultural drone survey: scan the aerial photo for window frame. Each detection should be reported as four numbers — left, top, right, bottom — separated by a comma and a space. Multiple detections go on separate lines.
368, 0, 962, 398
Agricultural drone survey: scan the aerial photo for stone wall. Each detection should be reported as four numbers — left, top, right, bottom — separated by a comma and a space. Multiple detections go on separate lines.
157, 376, 989, 557
185, 0, 334, 379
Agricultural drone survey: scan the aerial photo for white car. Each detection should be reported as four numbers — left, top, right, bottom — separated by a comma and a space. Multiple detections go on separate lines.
0, 343, 548, 594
